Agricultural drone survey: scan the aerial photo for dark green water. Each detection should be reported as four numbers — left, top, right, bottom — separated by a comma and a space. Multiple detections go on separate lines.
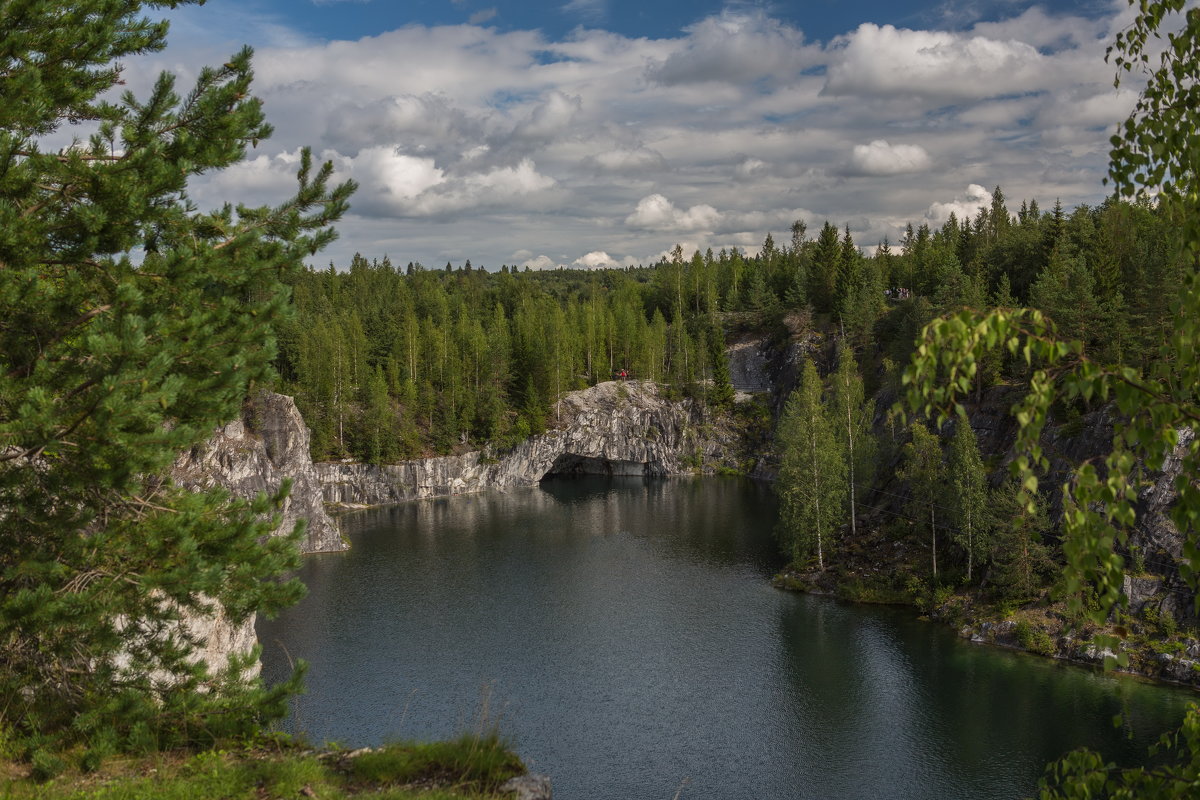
258, 477, 1195, 800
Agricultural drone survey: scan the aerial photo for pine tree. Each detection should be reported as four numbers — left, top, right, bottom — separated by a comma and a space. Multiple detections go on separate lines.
776, 361, 846, 570
0, 1, 353, 755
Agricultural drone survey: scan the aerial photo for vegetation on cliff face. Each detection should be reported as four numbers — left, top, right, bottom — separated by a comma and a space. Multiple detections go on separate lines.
276, 255, 737, 462
0, 0, 351, 769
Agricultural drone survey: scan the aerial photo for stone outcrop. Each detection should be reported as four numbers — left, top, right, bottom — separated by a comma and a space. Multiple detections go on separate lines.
316, 380, 735, 507
169, 391, 346, 678
1007, 407, 1197, 626
500, 774, 553, 800
173, 391, 344, 554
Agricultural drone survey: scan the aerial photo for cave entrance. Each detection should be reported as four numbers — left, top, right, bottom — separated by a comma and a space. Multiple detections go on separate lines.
540, 453, 648, 480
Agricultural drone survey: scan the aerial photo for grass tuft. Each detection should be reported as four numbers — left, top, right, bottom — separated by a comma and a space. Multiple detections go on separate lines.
350, 732, 524, 790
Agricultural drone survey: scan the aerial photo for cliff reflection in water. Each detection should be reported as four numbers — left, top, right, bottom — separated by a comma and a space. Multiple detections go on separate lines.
260, 476, 1193, 800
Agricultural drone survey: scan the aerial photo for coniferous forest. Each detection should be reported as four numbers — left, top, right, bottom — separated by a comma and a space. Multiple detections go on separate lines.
276, 192, 1188, 610
279, 193, 1181, 466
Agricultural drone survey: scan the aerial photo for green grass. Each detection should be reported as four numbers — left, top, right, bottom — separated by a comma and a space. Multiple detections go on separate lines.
0, 734, 525, 800
349, 733, 523, 788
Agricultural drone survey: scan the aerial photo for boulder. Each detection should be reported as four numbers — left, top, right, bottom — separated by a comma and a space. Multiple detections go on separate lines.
500, 774, 553, 800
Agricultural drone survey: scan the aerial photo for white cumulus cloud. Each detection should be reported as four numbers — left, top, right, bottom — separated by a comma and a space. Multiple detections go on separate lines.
926, 184, 993, 226
521, 254, 558, 270
647, 11, 817, 86
848, 140, 933, 176
468, 8, 498, 25
824, 23, 1046, 101
625, 194, 720, 232
573, 251, 621, 269
140, 2, 1134, 270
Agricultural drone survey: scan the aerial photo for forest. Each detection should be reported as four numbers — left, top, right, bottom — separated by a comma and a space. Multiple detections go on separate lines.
279, 192, 1180, 470
275, 188, 1186, 604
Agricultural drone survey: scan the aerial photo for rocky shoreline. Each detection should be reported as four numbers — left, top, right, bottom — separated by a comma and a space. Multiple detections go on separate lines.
773, 568, 1200, 691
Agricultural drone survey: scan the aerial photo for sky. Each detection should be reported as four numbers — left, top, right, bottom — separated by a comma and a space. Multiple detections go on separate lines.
122, 0, 1149, 270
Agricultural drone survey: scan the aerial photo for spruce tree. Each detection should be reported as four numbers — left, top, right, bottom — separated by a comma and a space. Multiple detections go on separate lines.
809, 222, 841, 313
988, 480, 1053, 601
706, 326, 735, 408
0, 0, 353, 756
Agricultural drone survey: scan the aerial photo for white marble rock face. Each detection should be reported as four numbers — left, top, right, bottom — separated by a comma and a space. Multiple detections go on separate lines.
315, 380, 738, 508
170, 391, 347, 678
172, 391, 345, 554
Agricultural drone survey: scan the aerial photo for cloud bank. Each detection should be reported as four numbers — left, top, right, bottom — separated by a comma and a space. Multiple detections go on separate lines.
137, 2, 1140, 268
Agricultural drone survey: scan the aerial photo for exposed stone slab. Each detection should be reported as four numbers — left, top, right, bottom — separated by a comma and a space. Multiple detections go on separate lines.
171, 391, 346, 677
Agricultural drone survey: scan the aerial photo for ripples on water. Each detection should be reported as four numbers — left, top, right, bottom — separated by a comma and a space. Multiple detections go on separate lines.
259, 476, 1194, 800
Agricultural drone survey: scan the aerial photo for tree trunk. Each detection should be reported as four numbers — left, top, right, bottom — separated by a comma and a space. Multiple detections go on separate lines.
931, 506, 937, 580
846, 384, 857, 538
966, 507, 973, 582
812, 426, 823, 571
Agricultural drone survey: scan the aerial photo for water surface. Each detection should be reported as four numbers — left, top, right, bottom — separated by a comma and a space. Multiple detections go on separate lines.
259, 477, 1195, 799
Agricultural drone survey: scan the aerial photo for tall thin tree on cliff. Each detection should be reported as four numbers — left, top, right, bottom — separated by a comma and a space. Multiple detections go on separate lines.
0, 0, 354, 761
776, 361, 846, 570
828, 341, 875, 540
947, 420, 988, 582
900, 423, 945, 581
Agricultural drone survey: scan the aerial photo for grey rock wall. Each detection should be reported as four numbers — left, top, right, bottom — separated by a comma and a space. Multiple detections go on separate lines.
316, 380, 734, 507
173, 391, 345, 554
171, 391, 345, 677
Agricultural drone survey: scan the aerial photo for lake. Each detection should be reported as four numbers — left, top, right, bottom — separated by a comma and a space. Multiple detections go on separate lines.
258, 476, 1195, 799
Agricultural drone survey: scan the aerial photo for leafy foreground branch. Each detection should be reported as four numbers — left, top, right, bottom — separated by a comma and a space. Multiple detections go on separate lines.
1039, 703, 1200, 799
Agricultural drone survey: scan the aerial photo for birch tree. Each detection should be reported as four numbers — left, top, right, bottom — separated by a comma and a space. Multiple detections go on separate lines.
776, 361, 847, 570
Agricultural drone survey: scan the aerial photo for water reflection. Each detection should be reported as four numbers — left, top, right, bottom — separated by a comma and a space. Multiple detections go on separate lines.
260, 477, 1192, 800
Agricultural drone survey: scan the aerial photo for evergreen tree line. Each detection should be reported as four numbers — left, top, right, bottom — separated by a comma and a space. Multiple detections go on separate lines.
779, 352, 1054, 598
276, 250, 737, 462
281, 190, 1182, 471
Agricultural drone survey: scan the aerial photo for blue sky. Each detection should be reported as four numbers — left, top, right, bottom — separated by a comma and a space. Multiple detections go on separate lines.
137, 0, 1145, 269
194, 1, 1112, 47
